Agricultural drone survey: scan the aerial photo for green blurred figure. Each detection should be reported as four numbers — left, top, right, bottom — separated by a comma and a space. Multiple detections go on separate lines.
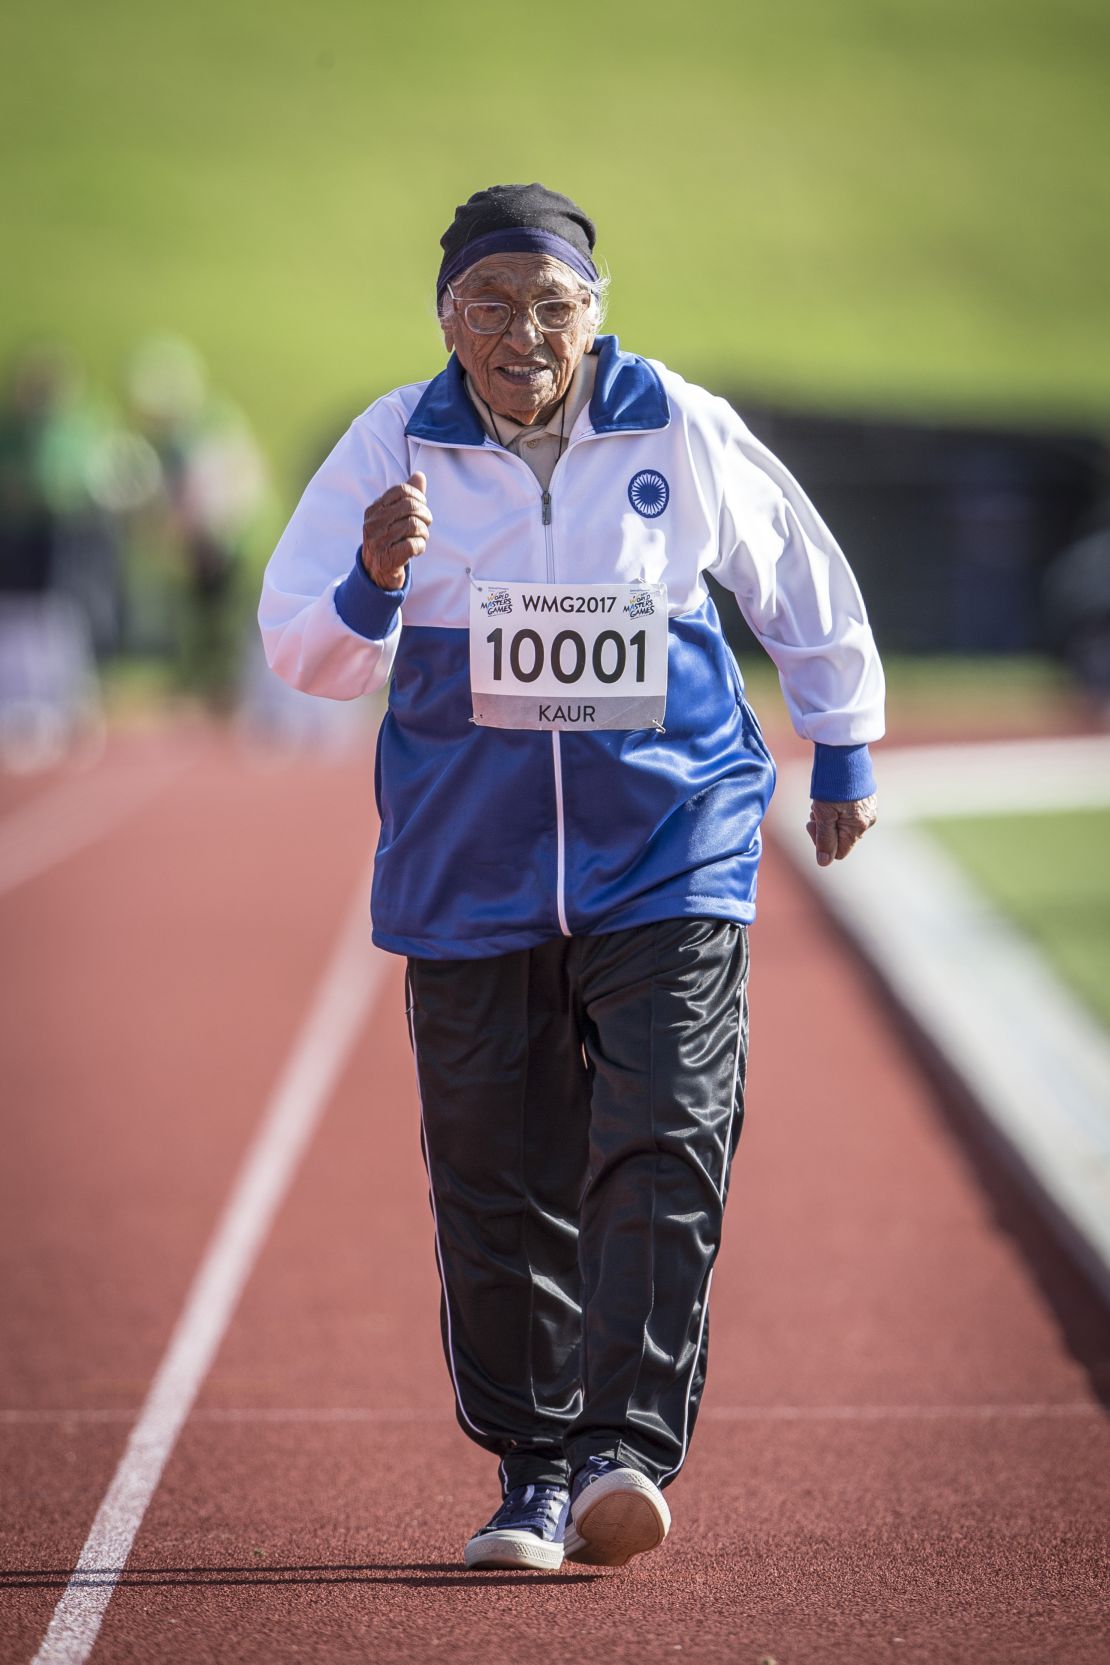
0, 347, 60, 595
127, 336, 270, 711
0, 345, 155, 767
1, 343, 163, 639
0, 344, 133, 617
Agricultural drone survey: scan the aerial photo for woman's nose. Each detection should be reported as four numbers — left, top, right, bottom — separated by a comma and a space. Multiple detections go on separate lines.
505, 308, 543, 350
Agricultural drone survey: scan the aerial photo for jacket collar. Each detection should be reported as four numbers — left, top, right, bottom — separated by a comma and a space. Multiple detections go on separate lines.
404, 334, 669, 446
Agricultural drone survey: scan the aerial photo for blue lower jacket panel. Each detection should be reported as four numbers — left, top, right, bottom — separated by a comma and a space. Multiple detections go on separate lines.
370, 594, 777, 959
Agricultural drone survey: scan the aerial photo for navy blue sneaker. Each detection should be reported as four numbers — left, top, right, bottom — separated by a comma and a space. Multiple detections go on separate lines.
463, 1481, 570, 1571
563, 1457, 670, 1567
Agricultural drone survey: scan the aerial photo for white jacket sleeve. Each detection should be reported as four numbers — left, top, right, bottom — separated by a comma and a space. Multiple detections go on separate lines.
258, 411, 411, 700
707, 409, 885, 747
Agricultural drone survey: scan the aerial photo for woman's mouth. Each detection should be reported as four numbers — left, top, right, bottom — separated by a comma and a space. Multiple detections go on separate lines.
496, 363, 550, 385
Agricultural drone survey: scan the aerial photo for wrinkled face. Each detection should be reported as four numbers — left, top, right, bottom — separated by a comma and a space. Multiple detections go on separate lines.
441, 252, 596, 427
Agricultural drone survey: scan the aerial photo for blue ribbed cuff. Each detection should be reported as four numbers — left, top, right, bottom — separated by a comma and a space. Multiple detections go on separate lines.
810, 742, 876, 802
334, 552, 410, 640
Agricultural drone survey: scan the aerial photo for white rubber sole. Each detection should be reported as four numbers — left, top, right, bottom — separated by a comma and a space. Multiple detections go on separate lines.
463, 1528, 564, 1572
563, 1468, 671, 1567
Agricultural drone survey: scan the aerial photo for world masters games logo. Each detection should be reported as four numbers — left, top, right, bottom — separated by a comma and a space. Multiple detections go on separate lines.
481, 587, 513, 617
624, 589, 656, 619
627, 469, 669, 518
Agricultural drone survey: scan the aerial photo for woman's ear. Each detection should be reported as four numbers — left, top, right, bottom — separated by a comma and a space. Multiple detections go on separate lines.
584, 294, 601, 353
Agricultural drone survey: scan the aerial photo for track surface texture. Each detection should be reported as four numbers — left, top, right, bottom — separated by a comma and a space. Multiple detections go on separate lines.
2, 722, 1108, 1665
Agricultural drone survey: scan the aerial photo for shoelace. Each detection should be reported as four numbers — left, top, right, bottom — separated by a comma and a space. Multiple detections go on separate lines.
571, 1455, 622, 1500
484, 1483, 568, 1538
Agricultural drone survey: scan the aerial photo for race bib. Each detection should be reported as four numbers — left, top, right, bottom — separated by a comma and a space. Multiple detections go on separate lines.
469, 579, 668, 732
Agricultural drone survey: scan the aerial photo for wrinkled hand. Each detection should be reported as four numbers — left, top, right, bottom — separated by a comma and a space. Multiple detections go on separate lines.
806, 794, 878, 866
361, 471, 431, 590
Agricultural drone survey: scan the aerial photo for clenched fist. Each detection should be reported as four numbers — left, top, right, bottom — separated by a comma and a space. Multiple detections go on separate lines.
361, 471, 432, 591
807, 794, 878, 866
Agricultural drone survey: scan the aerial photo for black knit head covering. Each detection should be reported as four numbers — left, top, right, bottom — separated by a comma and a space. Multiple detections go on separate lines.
437, 183, 599, 299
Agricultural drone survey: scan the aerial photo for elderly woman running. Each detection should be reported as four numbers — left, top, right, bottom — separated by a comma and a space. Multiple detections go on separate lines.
259, 182, 883, 1573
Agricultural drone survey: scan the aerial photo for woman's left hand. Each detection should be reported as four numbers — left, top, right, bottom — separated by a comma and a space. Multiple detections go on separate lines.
806, 795, 878, 866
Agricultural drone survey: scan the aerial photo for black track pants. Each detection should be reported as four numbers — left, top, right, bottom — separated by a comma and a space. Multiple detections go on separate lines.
405, 918, 749, 1492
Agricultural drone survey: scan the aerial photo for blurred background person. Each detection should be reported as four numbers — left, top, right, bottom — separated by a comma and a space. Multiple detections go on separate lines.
126, 334, 271, 713
0, 344, 133, 769
1042, 436, 1110, 718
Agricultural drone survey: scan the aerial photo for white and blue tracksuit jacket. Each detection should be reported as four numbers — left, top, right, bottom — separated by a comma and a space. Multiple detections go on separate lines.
259, 335, 885, 959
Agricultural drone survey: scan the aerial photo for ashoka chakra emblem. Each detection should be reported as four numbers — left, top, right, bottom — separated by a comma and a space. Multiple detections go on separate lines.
628, 469, 669, 518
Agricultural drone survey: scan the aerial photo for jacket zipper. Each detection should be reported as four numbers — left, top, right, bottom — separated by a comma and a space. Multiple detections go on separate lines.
540, 489, 554, 578
551, 731, 570, 937
417, 423, 660, 939
541, 485, 571, 936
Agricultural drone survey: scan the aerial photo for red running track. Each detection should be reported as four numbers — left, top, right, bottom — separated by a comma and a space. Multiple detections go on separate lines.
1, 724, 1108, 1665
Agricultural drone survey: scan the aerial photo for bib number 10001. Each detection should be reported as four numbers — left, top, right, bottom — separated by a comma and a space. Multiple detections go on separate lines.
485, 626, 648, 686
469, 578, 668, 732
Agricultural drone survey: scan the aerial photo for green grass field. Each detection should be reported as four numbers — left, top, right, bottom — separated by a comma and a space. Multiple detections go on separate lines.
925, 807, 1110, 1029
3, 0, 1109, 497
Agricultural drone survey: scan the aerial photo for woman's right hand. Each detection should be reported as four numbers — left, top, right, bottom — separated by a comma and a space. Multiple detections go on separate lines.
361, 471, 431, 590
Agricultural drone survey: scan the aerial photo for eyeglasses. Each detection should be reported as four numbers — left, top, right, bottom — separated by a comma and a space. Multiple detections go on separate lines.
445, 281, 591, 336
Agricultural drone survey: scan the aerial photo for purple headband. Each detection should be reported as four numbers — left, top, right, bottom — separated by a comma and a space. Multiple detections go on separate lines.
437, 228, 599, 298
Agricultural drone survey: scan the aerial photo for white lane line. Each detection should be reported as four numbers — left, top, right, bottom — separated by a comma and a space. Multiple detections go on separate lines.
702, 1403, 1106, 1422
0, 760, 188, 899
29, 875, 387, 1665
4, 1402, 1102, 1427
0, 1408, 447, 1426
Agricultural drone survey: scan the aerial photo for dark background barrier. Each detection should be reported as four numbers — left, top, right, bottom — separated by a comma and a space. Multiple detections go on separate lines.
709, 401, 1108, 658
